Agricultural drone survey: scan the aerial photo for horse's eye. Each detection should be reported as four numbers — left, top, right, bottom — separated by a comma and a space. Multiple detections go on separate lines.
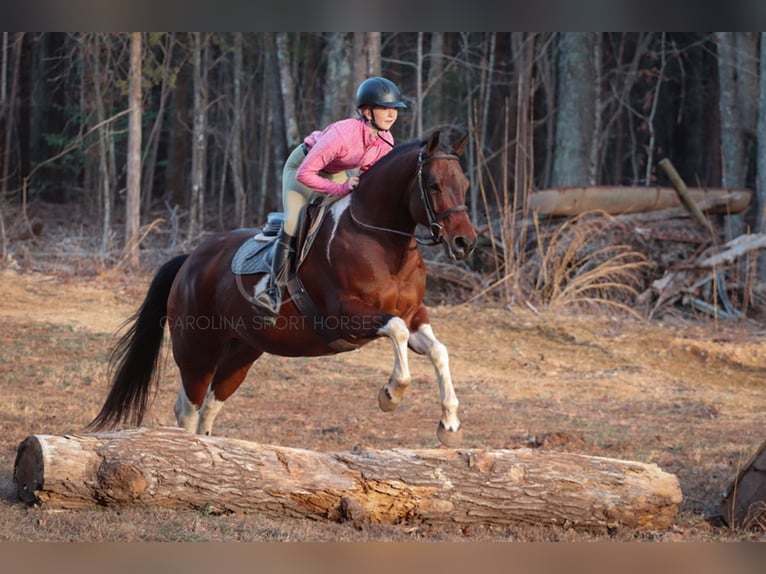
428, 181, 441, 193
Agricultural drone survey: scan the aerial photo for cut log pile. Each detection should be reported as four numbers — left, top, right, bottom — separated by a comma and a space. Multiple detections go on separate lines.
14, 427, 682, 532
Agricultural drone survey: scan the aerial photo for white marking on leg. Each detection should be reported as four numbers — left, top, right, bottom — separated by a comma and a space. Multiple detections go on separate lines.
377, 316, 412, 410
197, 388, 225, 436
409, 324, 461, 434
174, 385, 200, 433
326, 196, 351, 263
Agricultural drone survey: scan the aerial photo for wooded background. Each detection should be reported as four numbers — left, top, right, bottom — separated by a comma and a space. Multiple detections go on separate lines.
1, 32, 765, 302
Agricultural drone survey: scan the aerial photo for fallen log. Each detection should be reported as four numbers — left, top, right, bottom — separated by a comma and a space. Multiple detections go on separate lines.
14, 427, 681, 531
530, 186, 751, 216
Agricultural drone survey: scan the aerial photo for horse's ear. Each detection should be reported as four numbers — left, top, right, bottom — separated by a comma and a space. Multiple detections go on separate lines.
452, 133, 468, 156
425, 130, 441, 155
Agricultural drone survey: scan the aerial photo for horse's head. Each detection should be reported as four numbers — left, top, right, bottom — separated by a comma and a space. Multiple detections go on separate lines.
412, 131, 477, 260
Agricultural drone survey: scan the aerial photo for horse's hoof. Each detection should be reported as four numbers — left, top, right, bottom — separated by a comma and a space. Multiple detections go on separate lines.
377, 386, 401, 412
436, 421, 463, 447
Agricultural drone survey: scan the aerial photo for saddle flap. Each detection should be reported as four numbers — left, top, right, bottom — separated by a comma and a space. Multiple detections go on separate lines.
231, 236, 274, 275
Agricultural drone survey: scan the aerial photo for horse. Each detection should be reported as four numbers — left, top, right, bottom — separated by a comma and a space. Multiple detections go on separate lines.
89, 130, 477, 446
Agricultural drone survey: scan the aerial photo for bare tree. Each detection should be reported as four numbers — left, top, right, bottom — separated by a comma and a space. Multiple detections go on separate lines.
86, 33, 119, 253
321, 33, 352, 126
230, 32, 246, 227
187, 32, 208, 244
0, 32, 21, 259
275, 33, 299, 148
1, 32, 23, 203
367, 32, 381, 77
551, 33, 597, 187
415, 32, 425, 138
757, 32, 766, 281
125, 32, 142, 267
715, 32, 747, 239
141, 33, 176, 212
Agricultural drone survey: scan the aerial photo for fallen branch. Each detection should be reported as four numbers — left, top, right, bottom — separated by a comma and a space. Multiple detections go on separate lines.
697, 233, 766, 268
658, 158, 716, 238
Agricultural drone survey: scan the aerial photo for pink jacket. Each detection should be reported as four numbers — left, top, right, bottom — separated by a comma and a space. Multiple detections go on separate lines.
297, 118, 395, 196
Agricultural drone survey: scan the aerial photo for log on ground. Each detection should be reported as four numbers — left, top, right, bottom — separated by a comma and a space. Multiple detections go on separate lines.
529, 186, 751, 216
14, 427, 682, 531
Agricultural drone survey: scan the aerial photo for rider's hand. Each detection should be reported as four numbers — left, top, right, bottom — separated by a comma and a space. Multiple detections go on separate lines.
347, 176, 360, 190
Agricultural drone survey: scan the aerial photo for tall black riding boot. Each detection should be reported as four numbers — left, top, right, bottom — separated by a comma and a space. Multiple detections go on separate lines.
251, 229, 292, 319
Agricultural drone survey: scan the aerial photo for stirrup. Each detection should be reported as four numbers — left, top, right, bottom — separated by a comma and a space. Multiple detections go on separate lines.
250, 285, 282, 317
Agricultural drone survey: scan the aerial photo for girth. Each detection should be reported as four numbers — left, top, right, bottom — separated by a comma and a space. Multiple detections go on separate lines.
285, 275, 360, 353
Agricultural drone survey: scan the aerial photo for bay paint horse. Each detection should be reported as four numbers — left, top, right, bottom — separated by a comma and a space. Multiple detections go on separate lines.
89, 130, 477, 446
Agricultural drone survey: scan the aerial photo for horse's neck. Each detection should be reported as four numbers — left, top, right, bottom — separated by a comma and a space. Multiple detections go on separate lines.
353, 157, 416, 233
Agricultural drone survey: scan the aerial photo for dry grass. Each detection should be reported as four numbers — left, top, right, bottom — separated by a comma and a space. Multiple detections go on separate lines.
1, 266, 766, 541
2, 202, 766, 541
527, 211, 649, 316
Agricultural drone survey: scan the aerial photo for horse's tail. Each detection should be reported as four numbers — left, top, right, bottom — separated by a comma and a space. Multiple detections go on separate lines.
88, 254, 189, 431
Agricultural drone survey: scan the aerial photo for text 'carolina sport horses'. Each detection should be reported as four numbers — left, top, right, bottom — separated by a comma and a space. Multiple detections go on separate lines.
89, 130, 478, 446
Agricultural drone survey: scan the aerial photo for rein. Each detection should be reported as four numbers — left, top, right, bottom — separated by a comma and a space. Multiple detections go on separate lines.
349, 146, 468, 246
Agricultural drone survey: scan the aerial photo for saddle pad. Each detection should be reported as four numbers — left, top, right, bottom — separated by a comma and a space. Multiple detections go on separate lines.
231, 235, 274, 275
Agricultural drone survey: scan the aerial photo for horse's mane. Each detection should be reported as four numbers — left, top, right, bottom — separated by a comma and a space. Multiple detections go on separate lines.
359, 129, 462, 184
363, 137, 425, 177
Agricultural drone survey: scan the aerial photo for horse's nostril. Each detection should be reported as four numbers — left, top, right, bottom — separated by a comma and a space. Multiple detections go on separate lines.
458, 236, 475, 251
451, 236, 475, 259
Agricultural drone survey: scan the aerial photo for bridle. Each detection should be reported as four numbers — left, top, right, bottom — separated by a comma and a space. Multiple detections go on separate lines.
349, 146, 469, 246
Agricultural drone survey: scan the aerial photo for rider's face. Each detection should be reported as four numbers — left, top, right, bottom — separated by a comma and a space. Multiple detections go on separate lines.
367, 106, 398, 131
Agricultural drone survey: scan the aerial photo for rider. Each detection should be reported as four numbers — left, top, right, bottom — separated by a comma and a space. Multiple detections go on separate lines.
251, 76, 407, 317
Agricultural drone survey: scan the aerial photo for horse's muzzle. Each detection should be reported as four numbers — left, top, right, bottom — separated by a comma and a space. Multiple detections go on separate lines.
445, 234, 477, 260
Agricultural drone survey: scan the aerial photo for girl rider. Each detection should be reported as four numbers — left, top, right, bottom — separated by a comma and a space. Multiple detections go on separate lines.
252, 76, 407, 318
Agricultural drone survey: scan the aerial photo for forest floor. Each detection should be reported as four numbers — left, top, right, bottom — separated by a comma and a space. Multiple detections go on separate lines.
1, 202, 766, 541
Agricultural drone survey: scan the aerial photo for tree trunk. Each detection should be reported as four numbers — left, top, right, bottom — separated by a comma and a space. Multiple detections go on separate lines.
758, 32, 766, 282
230, 32, 246, 227
275, 33, 299, 148
91, 34, 115, 254
321, 33, 352, 127
165, 53, 190, 209
124, 32, 142, 268
263, 33, 287, 219
14, 427, 682, 532
715, 32, 746, 240
426, 32, 444, 129
366, 32, 381, 77
141, 33, 174, 213
1, 32, 23, 202
551, 33, 597, 187
187, 32, 208, 245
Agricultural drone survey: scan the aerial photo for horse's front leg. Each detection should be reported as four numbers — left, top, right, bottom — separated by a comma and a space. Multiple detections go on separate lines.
408, 323, 463, 447
377, 316, 462, 447
377, 316, 412, 412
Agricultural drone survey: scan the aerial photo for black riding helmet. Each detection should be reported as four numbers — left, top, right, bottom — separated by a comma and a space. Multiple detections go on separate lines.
355, 77, 408, 109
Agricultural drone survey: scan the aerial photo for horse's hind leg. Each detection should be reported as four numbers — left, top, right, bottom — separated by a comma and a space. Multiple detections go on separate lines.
197, 342, 262, 436
172, 333, 222, 433
174, 372, 211, 433
408, 323, 462, 447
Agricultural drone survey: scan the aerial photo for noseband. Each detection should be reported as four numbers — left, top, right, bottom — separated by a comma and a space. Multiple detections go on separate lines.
350, 145, 469, 246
